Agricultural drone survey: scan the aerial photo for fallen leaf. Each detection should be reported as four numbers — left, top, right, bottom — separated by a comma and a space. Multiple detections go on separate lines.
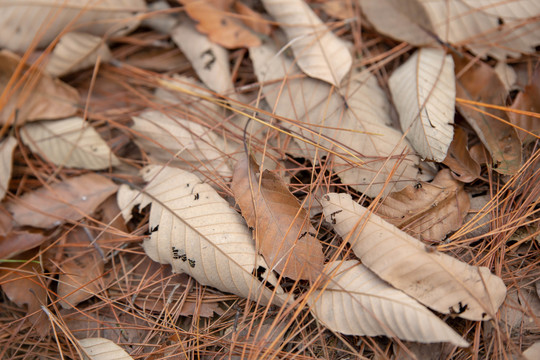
443, 127, 481, 183
0, 136, 17, 200
45, 32, 113, 77
231, 154, 324, 281
389, 48, 455, 161
523, 342, 540, 360
0, 204, 13, 236
320, 0, 355, 20
454, 54, 522, 175
0, 231, 45, 260
78, 337, 133, 360
469, 142, 491, 166
308, 261, 468, 346
261, 0, 352, 87
20, 117, 121, 170
6, 173, 118, 229
178, 0, 261, 48
322, 192, 506, 321
375, 169, 470, 241
117, 165, 286, 306
143, 1, 180, 34
509, 67, 540, 144
494, 62, 517, 93
234, 1, 272, 35
0, 50, 79, 126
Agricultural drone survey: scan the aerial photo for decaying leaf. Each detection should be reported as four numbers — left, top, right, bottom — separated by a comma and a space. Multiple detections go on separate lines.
375, 169, 470, 241
0, 0, 146, 53
510, 67, 540, 144
389, 48, 455, 162
308, 261, 468, 346
454, 55, 522, 175
0, 231, 45, 260
322, 192, 506, 321
250, 43, 422, 197
231, 155, 324, 281
117, 165, 286, 306
443, 127, 481, 183
6, 173, 118, 229
45, 32, 112, 77
21, 117, 121, 170
178, 0, 261, 48
261, 0, 352, 87
79, 337, 133, 360
0, 50, 79, 126
0, 136, 17, 200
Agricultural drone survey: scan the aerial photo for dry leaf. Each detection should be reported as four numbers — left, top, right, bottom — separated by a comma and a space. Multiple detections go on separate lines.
45, 32, 112, 77
234, 1, 271, 35
322, 192, 506, 321
261, 0, 352, 86
0, 205, 13, 236
321, 0, 355, 20
143, 1, 180, 34
510, 67, 540, 144
231, 155, 324, 281
443, 127, 481, 183
494, 62, 517, 93
0, 0, 146, 52
117, 165, 286, 306
454, 55, 522, 175
179, 0, 261, 48
250, 43, 422, 197
389, 48, 455, 162
6, 173, 118, 229
308, 261, 468, 346
522, 342, 540, 360
21, 117, 121, 170
0, 50, 79, 126
0, 231, 45, 260
79, 338, 133, 360
0, 136, 17, 200
375, 169, 470, 241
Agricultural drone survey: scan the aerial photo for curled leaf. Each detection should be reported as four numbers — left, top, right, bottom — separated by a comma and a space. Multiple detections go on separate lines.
443, 127, 481, 183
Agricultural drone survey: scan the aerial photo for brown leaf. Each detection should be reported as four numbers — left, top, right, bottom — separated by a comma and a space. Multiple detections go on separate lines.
6, 173, 118, 229
443, 127, 481, 183
234, 1, 271, 35
375, 169, 470, 241
231, 155, 324, 281
179, 0, 261, 48
454, 54, 522, 175
509, 67, 540, 144
469, 142, 491, 166
0, 230, 45, 260
0, 204, 13, 236
320, 0, 355, 20
0, 50, 79, 126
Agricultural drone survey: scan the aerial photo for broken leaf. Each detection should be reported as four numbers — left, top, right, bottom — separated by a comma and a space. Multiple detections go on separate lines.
375, 169, 470, 241
261, 0, 352, 86
509, 67, 540, 144
0, 136, 17, 200
389, 48, 455, 162
6, 173, 118, 229
20, 117, 120, 170
117, 165, 286, 306
79, 337, 133, 360
322, 192, 506, 321
308, 261, 468, 346
443, 127, 481, 183
231, 154, 324, 281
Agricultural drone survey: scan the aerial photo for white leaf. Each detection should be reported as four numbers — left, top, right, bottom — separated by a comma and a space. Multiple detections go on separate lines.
46, 32, 112, 77
78, 338, 133, 360
250, 43, 422, 197
308, 261, 469, 346
116, 165, 285, 306
389, 48, 455, 161
261, 0, 352, 86
0, 0, 146, 53
20, 117, 120, 170
0, 136, 17, 201
321, 192, 507, 321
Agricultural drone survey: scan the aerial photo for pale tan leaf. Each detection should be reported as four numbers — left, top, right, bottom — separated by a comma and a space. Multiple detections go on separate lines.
6, 173, 118, 229
250, 43, 422, 197
21, 117, 120, 170
0, 50, 79, 125
143, 1, 180, 34
261, 0, 352, 86
116, 165, 286, 306
442, 127, 481, 183
321, 192, 506, 320
78, 338, 133, 360
522, 342, 540, 360
389, 48, 455, 162
231, 155, 324, 281
45, 32, 112, 77
0, 0, 146, 53
0, 136, 17, 200
375, 169, 470, 241
494, 62, 517, 93
308, 261, 469, 346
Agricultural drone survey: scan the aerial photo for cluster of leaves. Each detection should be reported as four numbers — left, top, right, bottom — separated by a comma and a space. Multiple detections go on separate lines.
0, 0, 539, 359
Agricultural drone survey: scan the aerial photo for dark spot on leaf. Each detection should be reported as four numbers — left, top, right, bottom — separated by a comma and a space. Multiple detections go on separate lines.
188, 259, 196, 268
201, 49, 216, 70
251, 266, 275, 291
150, 224, 159, 233
221, 18, 227, 26
414, 182, 422, 189
194, 193, 199, 200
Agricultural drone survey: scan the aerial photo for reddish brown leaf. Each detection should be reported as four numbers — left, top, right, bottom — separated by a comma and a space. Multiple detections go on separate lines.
0, 204, 13, 236
443, 127, 481, 183
0, 230, 45, 260
469, 142, 491, 166
454, 54, 522, 175
234, 1, 271, 35
509, 67, 540, 144
6, 173, 118, 229
375, 169, 470, 241
231, 155, 324, 281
